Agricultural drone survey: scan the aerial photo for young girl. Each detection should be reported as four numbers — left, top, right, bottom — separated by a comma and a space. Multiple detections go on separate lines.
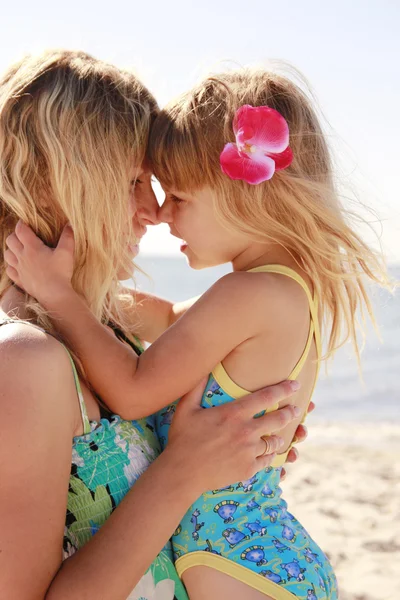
5, 67, 389, 600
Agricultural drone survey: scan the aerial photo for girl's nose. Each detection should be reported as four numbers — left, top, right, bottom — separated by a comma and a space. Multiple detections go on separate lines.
158, 197, 174, 224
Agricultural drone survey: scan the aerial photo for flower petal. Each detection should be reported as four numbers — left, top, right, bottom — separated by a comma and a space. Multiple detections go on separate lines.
127, 570, 156, 599
235, 105, 290, 154
154, 578, 176, 599
236, 125, 255, 147
220, 143, 276, 184
268, 146, 293, 171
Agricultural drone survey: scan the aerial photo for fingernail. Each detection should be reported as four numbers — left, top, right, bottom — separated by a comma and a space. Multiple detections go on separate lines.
278, 437, 285, 447
290, 380, 300, 391
293, 406, 301, 417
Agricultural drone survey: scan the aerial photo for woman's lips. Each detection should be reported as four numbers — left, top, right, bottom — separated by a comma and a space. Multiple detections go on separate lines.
128, 241, 140, 255
180, 242, 188, 253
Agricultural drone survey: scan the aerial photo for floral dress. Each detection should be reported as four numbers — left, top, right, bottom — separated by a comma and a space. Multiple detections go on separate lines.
63, 329, 188, 600
0, 319, 187, 600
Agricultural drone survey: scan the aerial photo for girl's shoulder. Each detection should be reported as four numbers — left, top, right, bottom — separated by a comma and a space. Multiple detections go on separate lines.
211, 270, 310, 323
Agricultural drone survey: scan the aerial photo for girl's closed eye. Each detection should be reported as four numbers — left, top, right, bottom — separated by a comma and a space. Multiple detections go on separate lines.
170, 194, 184, 205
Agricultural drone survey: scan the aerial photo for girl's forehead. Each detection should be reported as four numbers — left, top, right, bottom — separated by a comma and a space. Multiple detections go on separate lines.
130, 161, 152, 178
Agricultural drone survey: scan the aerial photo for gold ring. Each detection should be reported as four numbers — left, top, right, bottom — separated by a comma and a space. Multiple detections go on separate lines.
260, 436, 272, 457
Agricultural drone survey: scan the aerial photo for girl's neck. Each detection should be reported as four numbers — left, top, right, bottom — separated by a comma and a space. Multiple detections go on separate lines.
231, 242, 301, 273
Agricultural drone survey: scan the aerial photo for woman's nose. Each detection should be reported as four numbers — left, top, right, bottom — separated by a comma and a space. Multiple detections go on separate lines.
137, 187, 160, 226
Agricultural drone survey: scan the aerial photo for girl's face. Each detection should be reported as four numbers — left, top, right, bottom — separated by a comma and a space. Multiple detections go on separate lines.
117, 163, 159, 280
158, 186, 250, 270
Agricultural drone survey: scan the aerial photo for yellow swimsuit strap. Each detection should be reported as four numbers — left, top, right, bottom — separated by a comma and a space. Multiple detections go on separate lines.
211, 264, 321, 468
249, 265, 321, 466
247, 264, 322, 374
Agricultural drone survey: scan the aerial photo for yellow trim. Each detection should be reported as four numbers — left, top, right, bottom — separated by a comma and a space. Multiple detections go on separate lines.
212, 362, 287, 468
212, 362, 251, 399
270, 448, 290, 468
176, 552, 298, 599
247, 264, 322, 375
211, 265, 322, 467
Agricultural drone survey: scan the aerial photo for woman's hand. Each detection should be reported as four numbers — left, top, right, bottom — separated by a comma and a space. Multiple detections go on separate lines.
279, 400, 315, 481
5, 221, 75, 304
166, 378, 301, 494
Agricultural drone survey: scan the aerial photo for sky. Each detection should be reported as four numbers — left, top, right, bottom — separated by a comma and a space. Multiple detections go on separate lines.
1, 0, 399, 262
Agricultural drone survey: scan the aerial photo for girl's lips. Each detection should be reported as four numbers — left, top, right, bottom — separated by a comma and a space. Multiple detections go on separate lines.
180, 242, 188, 252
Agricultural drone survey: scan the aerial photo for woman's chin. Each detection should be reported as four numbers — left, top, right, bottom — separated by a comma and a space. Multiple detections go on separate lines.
118, 270, 134, 282
117, 262, 136, 281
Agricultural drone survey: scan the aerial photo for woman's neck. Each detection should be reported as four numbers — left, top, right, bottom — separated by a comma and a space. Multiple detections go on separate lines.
0, 286, 32, 321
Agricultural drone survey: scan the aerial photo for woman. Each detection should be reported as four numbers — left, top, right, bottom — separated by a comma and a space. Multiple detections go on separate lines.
0, 50, 305, 599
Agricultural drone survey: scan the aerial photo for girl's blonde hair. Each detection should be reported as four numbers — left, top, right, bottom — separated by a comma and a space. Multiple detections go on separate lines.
149, 67, 391, 360
0, 50, 158, 349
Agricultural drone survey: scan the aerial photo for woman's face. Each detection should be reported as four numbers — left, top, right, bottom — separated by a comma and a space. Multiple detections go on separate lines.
117, 163, 159, 280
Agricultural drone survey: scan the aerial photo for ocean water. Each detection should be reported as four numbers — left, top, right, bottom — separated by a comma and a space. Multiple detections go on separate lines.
132, 256, 400, 424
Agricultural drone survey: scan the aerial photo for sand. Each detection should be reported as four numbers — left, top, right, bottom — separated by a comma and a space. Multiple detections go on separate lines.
282, 421, 400, 600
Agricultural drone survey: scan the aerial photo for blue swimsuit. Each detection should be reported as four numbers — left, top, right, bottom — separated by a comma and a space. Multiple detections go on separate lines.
156, 265, 338, 600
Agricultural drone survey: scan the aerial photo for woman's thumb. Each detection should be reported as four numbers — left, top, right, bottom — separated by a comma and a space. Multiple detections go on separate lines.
175, 377, 208, 416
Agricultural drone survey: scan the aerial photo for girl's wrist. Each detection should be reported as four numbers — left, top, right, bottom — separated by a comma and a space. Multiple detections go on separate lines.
39, 282, 77, 310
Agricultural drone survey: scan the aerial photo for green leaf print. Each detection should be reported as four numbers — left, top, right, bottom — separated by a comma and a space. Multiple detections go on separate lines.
67, 476, 112, 548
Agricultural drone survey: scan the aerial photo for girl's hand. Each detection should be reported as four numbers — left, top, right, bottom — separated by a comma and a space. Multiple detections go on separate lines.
167, 379, 301, 494
5, 221, 75, 304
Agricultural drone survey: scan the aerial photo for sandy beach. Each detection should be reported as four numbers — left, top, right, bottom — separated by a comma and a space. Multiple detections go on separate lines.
282, 422, 400, 600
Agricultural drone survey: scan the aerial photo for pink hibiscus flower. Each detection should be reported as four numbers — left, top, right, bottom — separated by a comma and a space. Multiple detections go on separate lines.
220, 105, 293, 185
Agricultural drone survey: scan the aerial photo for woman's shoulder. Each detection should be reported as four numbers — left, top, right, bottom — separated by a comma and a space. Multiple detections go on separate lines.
0, 321, 78, 429
0, 320, 68, 367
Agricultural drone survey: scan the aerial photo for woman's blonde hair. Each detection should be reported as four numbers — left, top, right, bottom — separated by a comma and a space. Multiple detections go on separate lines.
0, 50, 158, 349
149, 67, 391, 360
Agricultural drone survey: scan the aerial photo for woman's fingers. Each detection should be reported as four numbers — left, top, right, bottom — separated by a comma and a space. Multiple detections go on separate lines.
293, 423, 308, 444
307, 401, 315, 414
286, 446, 299, 464
256, 435, 284, 458
5, 232, 24, 254
232, 380, 300, 419
254, 403, 301, 435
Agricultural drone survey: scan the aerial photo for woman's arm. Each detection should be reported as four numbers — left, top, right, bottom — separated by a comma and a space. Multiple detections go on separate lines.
0, 321, 299, 600
48, 380, 299, 600
0, 324, 81, 600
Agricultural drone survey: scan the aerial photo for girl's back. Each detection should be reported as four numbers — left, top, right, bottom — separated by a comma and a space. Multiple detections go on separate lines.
156, 264, 337, 599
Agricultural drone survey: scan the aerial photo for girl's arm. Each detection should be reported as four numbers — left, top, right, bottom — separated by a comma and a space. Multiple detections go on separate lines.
6, 223, 272, 419
123, 288, 200, 343
0, 323, 298, 599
